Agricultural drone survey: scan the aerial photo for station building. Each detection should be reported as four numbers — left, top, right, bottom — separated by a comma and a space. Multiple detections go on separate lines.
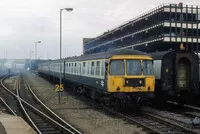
83, 3, 200, 55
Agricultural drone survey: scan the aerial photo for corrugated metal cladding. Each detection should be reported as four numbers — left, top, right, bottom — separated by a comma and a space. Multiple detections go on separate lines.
83, 3, 200, 55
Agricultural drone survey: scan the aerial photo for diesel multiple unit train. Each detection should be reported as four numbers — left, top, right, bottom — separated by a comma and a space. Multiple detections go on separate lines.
38, 49, 200, 106
150, 50, 200, 104
38, 49, 155, 108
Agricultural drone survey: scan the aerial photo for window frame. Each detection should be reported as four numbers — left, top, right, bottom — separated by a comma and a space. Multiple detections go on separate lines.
91, 61, 95, 75
142, 60, 154, 75
109, 60, 125, 75
126, 59, 142, 75
96, 61, 100, 76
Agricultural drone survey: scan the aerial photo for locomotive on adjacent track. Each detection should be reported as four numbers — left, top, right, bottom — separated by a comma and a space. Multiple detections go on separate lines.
150, 50, 200, 104
38, 49, 155, 108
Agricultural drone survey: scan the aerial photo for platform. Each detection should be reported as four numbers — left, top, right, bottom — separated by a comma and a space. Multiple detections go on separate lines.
0, 112, 36, 134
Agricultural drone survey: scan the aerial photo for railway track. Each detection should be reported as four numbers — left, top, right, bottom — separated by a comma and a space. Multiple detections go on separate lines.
1, 75, 81, 134
67, 88, 200, 134
0, 97, 16, 115
167, 101, 200, 118
125, 113, 197, 134
148, 100, 200, 127
0, 75, 22, 116
142, 105, 200, 128
104, 105, 199, 133
22, 76, 82, 134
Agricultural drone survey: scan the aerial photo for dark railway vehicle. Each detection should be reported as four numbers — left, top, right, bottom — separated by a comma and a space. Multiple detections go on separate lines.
38, 49, 155, 108
150, 50, 199, 103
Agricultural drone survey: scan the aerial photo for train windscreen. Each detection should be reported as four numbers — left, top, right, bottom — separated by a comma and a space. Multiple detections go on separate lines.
143, 60, 154, 75
110, 60, 124, 75
126, 60, 141, 75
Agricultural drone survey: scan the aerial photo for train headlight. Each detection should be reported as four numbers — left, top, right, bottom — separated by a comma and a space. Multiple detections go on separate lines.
139, 80, 142, 84
166, 68, 168, 73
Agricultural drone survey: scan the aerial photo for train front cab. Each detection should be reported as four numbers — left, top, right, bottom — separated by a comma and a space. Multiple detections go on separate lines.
160, 51, 199, 102
106, 55, 155, 104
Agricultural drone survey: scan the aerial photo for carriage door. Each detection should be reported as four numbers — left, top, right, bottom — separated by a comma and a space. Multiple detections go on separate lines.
176, 58, 191, 92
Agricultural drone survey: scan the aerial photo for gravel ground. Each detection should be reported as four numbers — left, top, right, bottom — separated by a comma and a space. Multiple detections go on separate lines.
0, 103, 6, 114
24, 71, 147, 134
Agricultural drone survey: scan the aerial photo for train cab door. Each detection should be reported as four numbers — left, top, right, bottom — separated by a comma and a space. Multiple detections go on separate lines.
107, 59, 125, 92
175, 57, 191, 93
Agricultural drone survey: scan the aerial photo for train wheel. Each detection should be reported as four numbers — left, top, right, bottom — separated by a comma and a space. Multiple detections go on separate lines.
117, 99, 129, 113
114, 99, 121, 112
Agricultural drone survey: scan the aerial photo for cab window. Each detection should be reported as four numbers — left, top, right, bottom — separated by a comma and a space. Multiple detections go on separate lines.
126, 60, 141, 75
143, 60, 153, 75
110, 60, 124, 75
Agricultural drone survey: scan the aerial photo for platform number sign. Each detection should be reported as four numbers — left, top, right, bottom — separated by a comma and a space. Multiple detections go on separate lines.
55, 84, 64, 92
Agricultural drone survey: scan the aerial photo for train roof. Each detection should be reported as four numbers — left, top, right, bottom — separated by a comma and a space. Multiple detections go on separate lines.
65, 49, 149, 62
149, 50, 197, 60
149, 51, 171, 60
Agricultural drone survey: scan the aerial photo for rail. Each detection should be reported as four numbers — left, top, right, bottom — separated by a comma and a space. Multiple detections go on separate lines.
0, 97, 17, 116
1, 75, 81, 134
74, 91, 199, 134
16, 77, 41, 134
25, 80, 81, 134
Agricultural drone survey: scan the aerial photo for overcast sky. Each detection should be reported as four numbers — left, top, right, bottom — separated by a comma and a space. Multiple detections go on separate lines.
0, 0, 198, 59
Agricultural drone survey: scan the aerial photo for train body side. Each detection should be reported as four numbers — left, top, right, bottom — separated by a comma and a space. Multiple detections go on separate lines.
63, 59, 107, 92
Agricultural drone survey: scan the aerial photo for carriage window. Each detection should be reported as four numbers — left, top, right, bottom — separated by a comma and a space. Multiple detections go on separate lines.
74, 63, 77, 74
110, 60, 124, 75
66, 63, 68, 73
62, 63, 64, 73
96, 61, 100, 75
87, 62, 90, 75
82, 62, 85, 74
68, 63, 70, 73
91, 62, 95, 75
143, 60, 153, 75
126, 60, 141, 75
77, 63, 79, 74
101, 61, 105, 76
57, 63, 59, 72
78, 63, 80, 74
71, 63, 73, 73
61, 63, 63, 72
